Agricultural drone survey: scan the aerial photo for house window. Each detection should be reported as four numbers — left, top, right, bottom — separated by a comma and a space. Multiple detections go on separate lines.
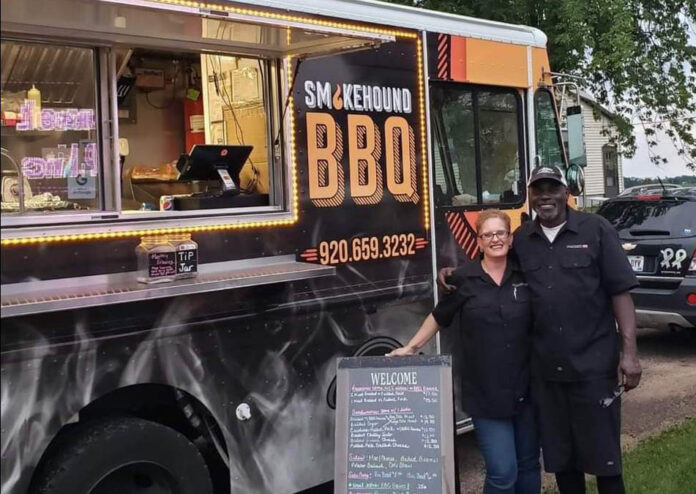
431, 84, 525, 207
603, 144, 618, 188
1, 40, 101, 215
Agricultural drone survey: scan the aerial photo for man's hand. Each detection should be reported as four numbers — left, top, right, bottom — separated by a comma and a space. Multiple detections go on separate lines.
436, 267, 456, 294
386, 345, 416, 357
612, 292, 641, 391
619, 352, 642, 391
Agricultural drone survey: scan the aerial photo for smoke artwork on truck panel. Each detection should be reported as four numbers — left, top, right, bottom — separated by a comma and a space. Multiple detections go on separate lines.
118, 299, 339, 493
1, 263, 431, 494
1, 320, 97, 494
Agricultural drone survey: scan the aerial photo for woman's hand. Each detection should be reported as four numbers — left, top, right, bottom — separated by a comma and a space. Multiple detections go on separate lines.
386, 314, 441, 357
386, 345, 416, 357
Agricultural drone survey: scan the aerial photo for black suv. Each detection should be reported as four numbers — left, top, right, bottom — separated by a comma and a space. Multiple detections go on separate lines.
597, 187, 696, 330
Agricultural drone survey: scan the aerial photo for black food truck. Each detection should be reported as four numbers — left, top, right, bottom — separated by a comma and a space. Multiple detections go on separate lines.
0, 0, 581, 492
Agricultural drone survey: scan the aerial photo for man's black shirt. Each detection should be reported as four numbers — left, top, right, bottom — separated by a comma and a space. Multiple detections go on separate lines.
513, 208, 638, 382
432, 259, 532, 418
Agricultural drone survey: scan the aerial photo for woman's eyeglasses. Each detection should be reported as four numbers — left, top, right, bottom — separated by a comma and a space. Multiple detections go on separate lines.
478, 230, 510, 241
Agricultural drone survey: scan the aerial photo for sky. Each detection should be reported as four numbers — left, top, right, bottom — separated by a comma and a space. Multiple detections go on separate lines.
622, 125, 695, 178
622, 22, 695, 179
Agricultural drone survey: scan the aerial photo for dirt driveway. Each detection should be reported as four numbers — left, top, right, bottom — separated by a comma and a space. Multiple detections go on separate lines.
456, 327, 696, 493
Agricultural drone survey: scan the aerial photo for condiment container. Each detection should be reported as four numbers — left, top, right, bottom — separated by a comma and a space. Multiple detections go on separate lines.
27, 85, 41, 129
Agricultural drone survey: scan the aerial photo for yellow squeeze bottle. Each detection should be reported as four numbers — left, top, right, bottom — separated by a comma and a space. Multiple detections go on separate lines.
27, 85, 41, 129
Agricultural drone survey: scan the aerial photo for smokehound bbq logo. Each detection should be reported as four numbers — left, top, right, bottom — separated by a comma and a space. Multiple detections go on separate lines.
303, 80, 419, 208
304, 81, 413, 114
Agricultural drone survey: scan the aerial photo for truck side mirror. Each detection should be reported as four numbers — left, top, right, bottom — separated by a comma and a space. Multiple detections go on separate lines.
566, 105, 586, 168
566, 163, 585, 196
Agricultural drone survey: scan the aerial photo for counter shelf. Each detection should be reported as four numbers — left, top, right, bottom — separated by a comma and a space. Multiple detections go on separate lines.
1, 254, 335, 318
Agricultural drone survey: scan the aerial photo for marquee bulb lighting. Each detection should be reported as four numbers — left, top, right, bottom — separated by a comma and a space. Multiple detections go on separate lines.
2, 5, 422, 246
416, 37, 430, 231
144, 0, 417, 39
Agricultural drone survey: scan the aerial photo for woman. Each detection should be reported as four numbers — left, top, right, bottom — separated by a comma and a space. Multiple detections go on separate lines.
388, 209, 540, 494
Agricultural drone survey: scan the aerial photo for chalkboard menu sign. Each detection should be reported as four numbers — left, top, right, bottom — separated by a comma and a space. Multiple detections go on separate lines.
148, 252, 176, 278
334, 355, 455, 494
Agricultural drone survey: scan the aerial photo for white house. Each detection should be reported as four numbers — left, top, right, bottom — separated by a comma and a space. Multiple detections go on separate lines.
559, 90, 625, 204
578, 93, 624, 198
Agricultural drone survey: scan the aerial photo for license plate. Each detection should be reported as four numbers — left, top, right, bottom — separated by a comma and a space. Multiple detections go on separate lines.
628, 255, 644, 272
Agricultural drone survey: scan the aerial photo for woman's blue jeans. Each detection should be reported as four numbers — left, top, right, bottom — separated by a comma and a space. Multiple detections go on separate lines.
472, 402, 541, 494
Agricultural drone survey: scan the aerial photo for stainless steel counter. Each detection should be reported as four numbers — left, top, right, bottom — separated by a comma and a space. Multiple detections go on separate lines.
1, 255, 334, 318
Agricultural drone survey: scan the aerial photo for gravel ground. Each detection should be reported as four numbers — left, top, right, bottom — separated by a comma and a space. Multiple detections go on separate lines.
456, 327, 696, 493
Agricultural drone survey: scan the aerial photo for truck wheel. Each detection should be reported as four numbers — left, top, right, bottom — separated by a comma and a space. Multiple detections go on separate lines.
30, 416, 213, 494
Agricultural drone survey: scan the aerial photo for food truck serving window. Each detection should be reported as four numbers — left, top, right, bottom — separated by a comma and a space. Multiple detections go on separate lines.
118, 47, 275, 213
1, 40, 102, 216
0, 0, 397, 238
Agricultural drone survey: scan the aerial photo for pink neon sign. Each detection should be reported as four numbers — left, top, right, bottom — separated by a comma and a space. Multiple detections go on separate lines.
21, 143, 98, 179
16, 101, 96, 132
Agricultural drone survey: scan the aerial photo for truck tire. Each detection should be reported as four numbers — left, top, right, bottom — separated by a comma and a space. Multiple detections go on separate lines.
30, 416, 213, 494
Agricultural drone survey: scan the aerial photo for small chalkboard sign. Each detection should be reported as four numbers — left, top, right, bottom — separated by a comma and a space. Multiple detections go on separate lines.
176, 248, 198, 275
334, 355, 456, 494
148, 251, 177, 279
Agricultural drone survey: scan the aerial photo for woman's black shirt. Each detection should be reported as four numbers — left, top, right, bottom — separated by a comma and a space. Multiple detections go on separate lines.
432, 258, 533, 419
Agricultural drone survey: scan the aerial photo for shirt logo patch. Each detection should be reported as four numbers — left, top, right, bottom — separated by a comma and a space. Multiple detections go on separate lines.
622, 243, 637, 251
512, 283, 528, 301
566, 244, 589, 249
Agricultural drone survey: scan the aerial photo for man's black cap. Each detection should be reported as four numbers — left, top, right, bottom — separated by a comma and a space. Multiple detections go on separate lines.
527, 166, 568, 187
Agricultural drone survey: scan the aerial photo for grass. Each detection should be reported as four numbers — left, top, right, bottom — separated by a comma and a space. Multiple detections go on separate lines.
544, 418, 696, 494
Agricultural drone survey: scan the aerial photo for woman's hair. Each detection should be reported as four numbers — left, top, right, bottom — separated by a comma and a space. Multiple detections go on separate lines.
475, 209, 511, 233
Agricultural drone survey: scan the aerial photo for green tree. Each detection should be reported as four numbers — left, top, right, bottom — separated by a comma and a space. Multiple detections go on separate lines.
388, 0, 696, 170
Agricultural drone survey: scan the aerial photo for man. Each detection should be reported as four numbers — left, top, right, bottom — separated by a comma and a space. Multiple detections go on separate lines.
439, 166, 642, 494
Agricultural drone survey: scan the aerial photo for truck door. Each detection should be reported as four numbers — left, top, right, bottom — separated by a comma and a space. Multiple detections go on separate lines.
429, 81, 528, 430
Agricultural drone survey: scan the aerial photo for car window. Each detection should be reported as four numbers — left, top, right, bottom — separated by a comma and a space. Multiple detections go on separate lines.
598, 199, 696, 238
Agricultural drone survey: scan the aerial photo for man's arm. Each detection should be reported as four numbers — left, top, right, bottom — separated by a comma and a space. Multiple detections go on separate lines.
612, 292, 642, 390
436, 267, 456, 293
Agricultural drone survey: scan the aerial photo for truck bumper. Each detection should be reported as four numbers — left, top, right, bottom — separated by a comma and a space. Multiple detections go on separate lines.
632, 275, 696, 330
635, 309, 694, 330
